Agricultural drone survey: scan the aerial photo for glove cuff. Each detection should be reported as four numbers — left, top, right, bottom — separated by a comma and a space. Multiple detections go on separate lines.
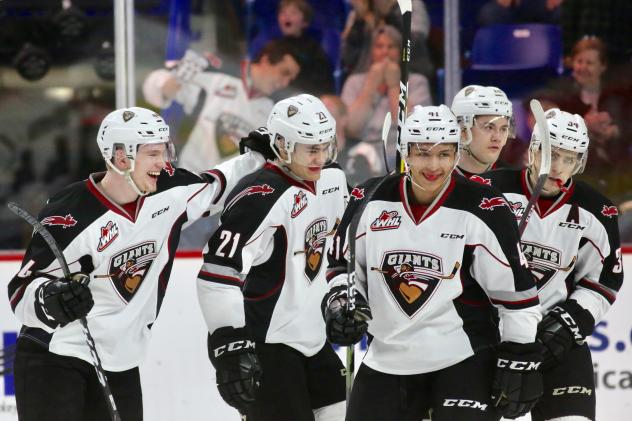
549, 300, 595, 341
496, 341, 544, 371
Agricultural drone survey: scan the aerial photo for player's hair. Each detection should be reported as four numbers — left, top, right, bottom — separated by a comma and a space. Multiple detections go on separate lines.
253, 37, 301, 65
278, 0, 313, 24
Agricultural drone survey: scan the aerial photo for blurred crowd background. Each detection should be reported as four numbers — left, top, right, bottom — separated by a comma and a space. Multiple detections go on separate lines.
1, 0, 631, 249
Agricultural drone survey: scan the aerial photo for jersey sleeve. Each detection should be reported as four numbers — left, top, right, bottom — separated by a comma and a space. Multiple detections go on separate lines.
570, 200, 623, 323
196, 182, 282, 333
464, 190, 542, 344
8, 204, 94, 332
185, 151, 266, 223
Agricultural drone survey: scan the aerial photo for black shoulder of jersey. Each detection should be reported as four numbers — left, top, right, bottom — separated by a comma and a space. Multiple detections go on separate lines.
571, 180, 618, 224
352, 173, 401, 204
155, 167, 207, 192
481, 167, 523, 194
445, 175, 518, 229
324, 161, 343, 171
31, 180, 106, 260
221, 166, 291, 225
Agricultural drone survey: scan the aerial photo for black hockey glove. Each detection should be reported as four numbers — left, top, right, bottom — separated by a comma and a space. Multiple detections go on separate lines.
208, 327, 261, 413
491, 341, 543, 419
322, 285, 372, 346
239, 127, 276, 161
536, 300, 595, 371
34, 273, 93, 327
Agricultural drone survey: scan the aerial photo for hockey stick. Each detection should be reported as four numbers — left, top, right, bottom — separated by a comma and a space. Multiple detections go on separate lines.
382, 112, 393, 174
518, 100, 552, 236
395, 0, 412, 173
7, 202, 122, 421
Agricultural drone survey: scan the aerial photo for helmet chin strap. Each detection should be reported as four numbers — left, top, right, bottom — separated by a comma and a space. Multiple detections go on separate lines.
106, 160, 149, 197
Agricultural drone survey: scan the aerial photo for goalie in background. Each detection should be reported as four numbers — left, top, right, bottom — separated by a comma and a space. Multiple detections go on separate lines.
480, 108, 624, 421
324, 104, 544, 421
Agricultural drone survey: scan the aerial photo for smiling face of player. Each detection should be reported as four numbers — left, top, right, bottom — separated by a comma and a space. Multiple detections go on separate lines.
129, 143, 168, 194
406, 142, 458, 203
282, 141, 336, 182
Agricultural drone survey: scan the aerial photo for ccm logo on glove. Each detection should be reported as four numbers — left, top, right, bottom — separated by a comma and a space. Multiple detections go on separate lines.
213, 339, 255, 357
497, 359, 541, 371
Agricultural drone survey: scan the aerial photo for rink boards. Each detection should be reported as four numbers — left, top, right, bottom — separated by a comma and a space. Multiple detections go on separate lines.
1, 254, 631, 421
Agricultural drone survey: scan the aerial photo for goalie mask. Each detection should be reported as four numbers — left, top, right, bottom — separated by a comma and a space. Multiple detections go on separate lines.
97, 107, 176, 196
451, 85, 514, 144
529, 108, 589, 174
267, 94, 337, 167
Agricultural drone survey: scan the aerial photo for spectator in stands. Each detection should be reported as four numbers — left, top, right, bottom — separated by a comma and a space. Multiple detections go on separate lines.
341, 0, 433, 78
478, 0, 562, 26
143, 38, 300, 173
342, 25, 432, 182
545, 36, 630, 168
249, 0, 335, 96
561, 0, 632, 65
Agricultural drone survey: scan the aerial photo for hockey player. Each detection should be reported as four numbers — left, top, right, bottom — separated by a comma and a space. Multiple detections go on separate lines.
481, 109, 624, 421
451, 85, 514, 178
323, 105, 544, 420
196, 94, 348, 420
143, 38, 301, 173
8, 107, 270, 421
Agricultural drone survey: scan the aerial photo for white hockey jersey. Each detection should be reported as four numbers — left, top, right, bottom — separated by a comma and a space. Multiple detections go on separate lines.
8, 153, 264, 371
143, 67, 273, 172
197, 162, 348, 357
327, 174, 542, 375
482, 168, 623, 322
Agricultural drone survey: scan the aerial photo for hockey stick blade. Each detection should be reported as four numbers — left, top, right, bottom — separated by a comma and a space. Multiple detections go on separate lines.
7, 202, 122, 421
381, 112, 392, 174
518, 100, 552, 236
397, 0, 412, 13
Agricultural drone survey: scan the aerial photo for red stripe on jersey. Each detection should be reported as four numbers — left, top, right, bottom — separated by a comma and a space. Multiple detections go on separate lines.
464, 244, 510, 267
578, 278, 616, 304
199, 270, 243, 286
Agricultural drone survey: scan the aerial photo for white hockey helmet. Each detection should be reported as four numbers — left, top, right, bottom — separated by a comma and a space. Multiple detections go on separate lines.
530, 108, 590, 173
97, 107, 175, 195
398, 104, 461, 160
267, 94, 337, 164
451, 85, 513, 142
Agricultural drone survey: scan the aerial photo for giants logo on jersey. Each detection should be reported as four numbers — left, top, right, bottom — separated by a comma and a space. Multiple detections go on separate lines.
303, 218, 328, 282
291, 191, 308, 218
41, 214, 77, 229
521, 242, 562, 290
377, 251, 444, 317
97, 221, 119, 252
370, 211, 402, 231
108, 241, 158, 302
